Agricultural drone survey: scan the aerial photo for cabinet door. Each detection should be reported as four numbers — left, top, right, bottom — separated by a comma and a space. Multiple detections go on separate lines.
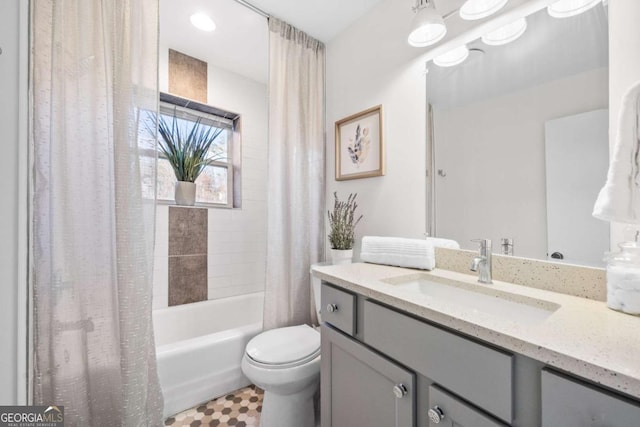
542, 369, 640, 427
363, 299, 513, 423
321, 325, 415, 427
427, 385, 508, 427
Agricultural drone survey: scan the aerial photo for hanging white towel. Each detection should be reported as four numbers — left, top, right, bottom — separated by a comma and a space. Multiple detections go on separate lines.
593, 80, 640, 223
361, 236, 436, 270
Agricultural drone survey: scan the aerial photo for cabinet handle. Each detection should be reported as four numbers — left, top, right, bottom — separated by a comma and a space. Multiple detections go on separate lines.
392, 383, 407, 399
427, 406, 445, 424
326, 303, 338, 313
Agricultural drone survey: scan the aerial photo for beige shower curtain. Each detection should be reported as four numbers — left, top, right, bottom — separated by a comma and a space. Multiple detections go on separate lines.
31, 0, 163, 425
264, 18, 326, 330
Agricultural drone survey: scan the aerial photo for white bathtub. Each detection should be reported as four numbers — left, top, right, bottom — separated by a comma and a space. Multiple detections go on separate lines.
153, 292, 264, 418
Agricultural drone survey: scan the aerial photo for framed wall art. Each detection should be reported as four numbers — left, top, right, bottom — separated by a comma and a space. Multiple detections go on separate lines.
335, 105, 385, 181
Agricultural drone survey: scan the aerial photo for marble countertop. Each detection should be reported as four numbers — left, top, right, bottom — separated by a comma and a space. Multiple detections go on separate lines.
312, 262, 640, 399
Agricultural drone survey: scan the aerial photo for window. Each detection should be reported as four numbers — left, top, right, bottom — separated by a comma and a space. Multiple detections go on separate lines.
139, 93, 241, 207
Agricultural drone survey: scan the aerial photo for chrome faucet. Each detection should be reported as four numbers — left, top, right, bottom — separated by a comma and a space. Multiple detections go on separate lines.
470, 239, 492, 284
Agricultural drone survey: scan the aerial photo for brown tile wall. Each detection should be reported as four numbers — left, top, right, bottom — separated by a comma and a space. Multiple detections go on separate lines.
168, 206, 208, 306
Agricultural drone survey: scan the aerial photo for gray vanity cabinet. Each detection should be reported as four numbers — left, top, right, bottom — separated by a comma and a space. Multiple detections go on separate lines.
428, 385, 508, 427
541, 370, 640, 427
319, 281, 640, 427
363, 299, 514, 424
321, 324, 415, 427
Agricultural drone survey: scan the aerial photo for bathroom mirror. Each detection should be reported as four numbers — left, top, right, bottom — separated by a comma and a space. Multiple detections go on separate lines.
426, 3, 609, 266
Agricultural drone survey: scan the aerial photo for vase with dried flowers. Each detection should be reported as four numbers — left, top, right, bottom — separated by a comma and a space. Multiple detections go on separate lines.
328, 192, 363, 264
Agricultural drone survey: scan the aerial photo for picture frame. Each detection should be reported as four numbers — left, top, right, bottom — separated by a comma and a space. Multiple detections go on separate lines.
335, 105, 385, 181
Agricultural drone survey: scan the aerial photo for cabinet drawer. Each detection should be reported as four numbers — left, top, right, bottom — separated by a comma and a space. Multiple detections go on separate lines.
321, 283, 356, 335
321, 325, 415, 427
363, 300, 513, 423
541, 369, 640, 427
428, 385, 508, 427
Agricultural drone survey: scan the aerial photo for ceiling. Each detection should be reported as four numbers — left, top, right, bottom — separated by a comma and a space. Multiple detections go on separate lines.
160, 0, 408, 86
159, 0, 532, 87
160, 0, 269, 84
248, 0, 386, 42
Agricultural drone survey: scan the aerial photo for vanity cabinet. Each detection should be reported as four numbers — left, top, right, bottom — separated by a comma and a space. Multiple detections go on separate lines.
428, 385, 508, 427
541, 369, 640, 427
319, 281, 640, 427
363, 299, 513, 423
320, 283, 356, 336
321, 324, 415, 427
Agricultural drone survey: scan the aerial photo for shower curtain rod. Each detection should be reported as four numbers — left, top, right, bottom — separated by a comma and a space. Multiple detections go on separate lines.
233, 0, 270, 19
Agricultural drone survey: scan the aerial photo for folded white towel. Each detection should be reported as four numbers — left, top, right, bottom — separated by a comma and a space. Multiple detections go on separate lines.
425, 237, 460, 250
593, 80, 640, 223
361, 236, 435, 270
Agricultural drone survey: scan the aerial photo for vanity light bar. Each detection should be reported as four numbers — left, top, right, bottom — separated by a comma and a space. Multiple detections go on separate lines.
460, 0, 509, 20
408, 0, 448, 47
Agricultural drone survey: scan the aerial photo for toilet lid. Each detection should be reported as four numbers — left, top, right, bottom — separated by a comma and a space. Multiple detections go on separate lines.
246, 324, 320, 366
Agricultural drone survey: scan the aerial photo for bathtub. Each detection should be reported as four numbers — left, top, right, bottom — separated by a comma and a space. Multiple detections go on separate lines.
153, 292, 264, 418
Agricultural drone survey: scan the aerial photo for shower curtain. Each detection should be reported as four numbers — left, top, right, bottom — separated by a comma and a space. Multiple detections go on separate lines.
264, 18, 326, 330
30, 0, 163, 425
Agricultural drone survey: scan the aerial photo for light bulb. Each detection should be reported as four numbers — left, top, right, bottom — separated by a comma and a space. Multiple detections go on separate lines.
190, 13, 216, 32
481, 17, 527, 45
460, 0, 508, 20
433, 45, 470, 67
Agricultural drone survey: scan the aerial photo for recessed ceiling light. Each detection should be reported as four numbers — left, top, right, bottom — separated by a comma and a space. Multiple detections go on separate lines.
547, 0, 601, 18
433, 45, 470, 67
408, 3, 447, 47
481, 17, 527, 45
190, 13, 216, 32
459, 0, 508, 21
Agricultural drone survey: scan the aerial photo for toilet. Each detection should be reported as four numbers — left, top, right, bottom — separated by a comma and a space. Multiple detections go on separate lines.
241, 270, 323, 427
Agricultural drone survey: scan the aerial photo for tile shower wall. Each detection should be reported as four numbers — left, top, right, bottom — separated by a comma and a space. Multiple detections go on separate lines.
153, 45, 268, 309
168, 207, 208, 306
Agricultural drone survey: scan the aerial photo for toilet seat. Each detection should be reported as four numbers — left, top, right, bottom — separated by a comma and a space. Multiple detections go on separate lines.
245, 324, 320, 369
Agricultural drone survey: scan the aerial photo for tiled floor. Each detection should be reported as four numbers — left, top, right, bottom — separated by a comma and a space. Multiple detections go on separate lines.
164, 385, 263, 427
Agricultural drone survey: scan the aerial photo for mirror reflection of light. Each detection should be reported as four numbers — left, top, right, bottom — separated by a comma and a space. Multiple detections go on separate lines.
433, 45, 470, 67
190, 13, 216, 32
459, 0, 508, 20
547, 0, 601, 18
481, 17, 527, 45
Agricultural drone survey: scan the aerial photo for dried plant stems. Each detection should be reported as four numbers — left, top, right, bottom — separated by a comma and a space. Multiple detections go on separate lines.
328, 192, 363, 250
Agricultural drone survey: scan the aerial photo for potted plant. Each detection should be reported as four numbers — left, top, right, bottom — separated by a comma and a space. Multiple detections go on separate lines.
155, 109, 224, 206
328, 192, 363, 264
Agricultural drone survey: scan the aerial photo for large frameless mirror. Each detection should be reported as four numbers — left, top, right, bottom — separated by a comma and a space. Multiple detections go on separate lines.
426, 2, 609, 266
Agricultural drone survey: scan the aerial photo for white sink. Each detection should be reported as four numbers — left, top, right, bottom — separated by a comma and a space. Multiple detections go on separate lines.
382, 273, 560, 324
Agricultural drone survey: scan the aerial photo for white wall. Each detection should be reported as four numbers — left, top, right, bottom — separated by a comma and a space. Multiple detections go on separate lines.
0, 0, 27, 404
434, 68, 608, 259
154, 48, 268, 309
326, 0, 429, 258
609, 0, 640, 247
326, 0, 624, 261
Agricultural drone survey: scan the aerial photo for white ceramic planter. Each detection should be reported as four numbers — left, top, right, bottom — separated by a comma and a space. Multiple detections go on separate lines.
330, 249, 353, 265
175, 181, 196, 206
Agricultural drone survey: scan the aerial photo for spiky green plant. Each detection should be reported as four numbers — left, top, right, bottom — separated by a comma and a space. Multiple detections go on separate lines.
154, 109, 225, 182
328, 192, 363, 250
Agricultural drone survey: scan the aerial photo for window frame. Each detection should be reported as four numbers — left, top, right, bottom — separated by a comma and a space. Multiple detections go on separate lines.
154, 92, 241, 208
